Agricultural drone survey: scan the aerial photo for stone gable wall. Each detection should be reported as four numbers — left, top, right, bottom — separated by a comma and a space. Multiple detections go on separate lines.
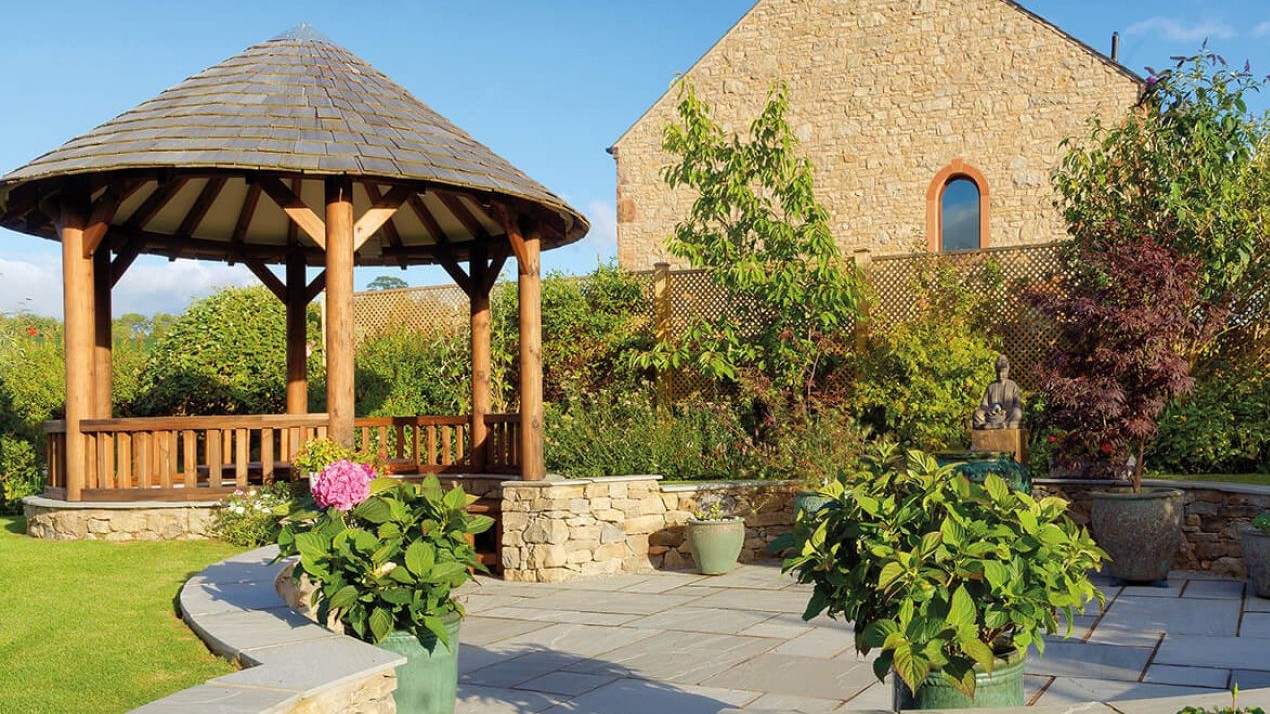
611, 0, 1142, 269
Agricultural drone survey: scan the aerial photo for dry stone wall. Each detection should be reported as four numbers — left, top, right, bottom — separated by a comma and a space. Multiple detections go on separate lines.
611, 0, 1142, 269
1033, 479, 1270, 578
500, 476, 799, 582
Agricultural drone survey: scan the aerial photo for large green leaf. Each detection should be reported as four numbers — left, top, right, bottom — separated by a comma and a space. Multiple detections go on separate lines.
368, 607, 393, 643
946, 585, 975, 627
404, 541, 436, 577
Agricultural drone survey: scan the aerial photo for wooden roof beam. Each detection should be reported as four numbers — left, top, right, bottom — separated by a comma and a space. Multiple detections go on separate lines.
305, 271, 326, 303
231, 183, 262, 244
244, 259, 286, 302
436, 191, 490, 240
81, 178, 143, 258
484, 241, 511, 294
258, 175, 326, 250
175, 177, 227, 240
353, 184, 412, 252
123, 177, 189, 233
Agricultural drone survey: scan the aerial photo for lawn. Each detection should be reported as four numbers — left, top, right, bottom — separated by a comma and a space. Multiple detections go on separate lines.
1149, 473, 1270, 488
0, 516, 243, 713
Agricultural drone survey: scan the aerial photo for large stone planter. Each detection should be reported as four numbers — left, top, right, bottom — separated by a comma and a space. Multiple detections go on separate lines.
1242, 526, 1270, 598
895, 649, 1025, 709
376, 614, 462, 714
1091, 488, 1183, 583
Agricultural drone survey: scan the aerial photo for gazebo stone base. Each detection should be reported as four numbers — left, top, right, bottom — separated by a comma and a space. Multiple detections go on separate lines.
22, 496, 217, 542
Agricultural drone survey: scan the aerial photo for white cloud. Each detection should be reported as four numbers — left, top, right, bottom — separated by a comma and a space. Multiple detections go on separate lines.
1255, 21, 1270, 37
583, 199, 618, 258
1127, 16, 1236, 42
0, 254, 256, 319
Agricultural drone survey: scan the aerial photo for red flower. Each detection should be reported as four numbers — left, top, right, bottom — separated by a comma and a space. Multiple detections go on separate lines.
1100, 442, 1114, 454
1046, 434, 1057, 444
25, 326, 37, 337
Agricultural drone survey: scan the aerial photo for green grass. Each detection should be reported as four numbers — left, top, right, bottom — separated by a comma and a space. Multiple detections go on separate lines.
1147, 473, 1270, 487
0, 516, 244, 713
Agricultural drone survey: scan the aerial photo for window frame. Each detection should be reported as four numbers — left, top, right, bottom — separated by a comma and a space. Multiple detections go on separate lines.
926, 159, 990, 252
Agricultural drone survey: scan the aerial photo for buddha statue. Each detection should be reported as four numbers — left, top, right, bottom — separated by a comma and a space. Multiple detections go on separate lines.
973, 355, 1022, 430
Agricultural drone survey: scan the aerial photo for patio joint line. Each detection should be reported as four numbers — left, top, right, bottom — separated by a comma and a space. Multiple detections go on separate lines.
1026, 675, 1056, 706
1136, 632, 1167, 682
1081, 582, 1124, 643
1179, 579, 1191, 598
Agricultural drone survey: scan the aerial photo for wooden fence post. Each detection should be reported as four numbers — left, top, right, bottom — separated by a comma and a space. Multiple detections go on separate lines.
652, 262, 672, 407
852, 248, 873, 352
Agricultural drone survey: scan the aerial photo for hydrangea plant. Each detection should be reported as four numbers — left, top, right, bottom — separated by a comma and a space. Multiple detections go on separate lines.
774, 442, 1106, 698
278, 468, 492, 646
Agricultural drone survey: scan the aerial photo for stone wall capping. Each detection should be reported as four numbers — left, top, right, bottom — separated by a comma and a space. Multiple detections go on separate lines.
1035, 477, 1270, 498
588, 474, 664, 483
659, 479, 798, 492
23, 495, 219, 509
132, 545, 403, 713
500, 478, 591, 488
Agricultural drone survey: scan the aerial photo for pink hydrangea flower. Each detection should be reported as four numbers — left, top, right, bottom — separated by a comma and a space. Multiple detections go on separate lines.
311, 460, 374, 511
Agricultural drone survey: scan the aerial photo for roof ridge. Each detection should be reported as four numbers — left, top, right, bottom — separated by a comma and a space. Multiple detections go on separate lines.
270, 24, 335, 44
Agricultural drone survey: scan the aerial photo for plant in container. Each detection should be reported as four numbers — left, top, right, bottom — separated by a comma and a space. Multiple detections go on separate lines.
686, 502, 745, 575
1242, 513, 1270, 599
278, 462, 492, 714
1176, 685, 1266, 714
775, 443, 1105, 709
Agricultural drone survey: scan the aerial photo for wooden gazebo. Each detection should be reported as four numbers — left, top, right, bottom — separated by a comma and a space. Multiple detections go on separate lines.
0, 26, 588, 502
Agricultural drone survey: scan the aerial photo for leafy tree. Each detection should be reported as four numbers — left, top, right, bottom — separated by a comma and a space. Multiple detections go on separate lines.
1032, 230, 1218, 489
639, 82, 864, 403
367, 275, 409, 291
1054, 49, 1270, 365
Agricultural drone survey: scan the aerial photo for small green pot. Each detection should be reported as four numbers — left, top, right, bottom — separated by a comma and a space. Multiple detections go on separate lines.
376, 614, 462, 714
895, 649, 1026, 709
1090, 487, 1183, 583
794, 490, 830, 517
686, 517, 745, 575
1241, 526, 1270, 599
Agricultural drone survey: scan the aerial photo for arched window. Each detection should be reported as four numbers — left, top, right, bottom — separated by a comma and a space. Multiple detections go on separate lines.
926, 159, 989, 252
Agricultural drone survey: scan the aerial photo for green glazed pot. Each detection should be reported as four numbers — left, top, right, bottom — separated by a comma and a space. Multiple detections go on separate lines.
895, 649, 1025, 709
1241, 526, 1270, 599
376, 614, 462, 714
686, 517, 745, 575
1090, 488, 1183, 584
794, 490, 830, 517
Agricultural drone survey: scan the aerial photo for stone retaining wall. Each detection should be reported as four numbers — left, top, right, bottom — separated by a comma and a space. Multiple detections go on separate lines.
23, 496, 216, 541
1033, 478, 1270, 578
499, 476, 799, 582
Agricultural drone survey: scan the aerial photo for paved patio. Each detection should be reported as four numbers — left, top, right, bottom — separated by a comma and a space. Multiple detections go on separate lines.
454, 563, 1270, 713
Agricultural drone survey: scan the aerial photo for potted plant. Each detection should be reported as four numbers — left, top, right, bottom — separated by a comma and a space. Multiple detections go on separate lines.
278, 461, 492, 714
1030, 233, 1215, 584
775, 443, 1106, 709
1242, 513, 1270, 599
291, 437, 354, 481
685, 502, 745, 575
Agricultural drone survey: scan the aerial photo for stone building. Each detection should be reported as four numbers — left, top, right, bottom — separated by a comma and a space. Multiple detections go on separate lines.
609, 0, 1143, 269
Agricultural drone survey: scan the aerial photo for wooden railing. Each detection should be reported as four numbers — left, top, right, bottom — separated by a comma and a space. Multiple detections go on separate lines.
44, 412, 522, 501
352, 414, 521, 475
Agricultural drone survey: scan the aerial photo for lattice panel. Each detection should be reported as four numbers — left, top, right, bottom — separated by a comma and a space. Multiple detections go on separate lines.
352, 285, 470, 342
869, 242, 1067, 390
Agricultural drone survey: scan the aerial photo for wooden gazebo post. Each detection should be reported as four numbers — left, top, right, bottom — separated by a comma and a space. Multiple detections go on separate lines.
469, 240, 491, 473
509, 215, 545, 481
57, 197, 93, 501
325, 177, 355, 447
93, 245, 112, 418
285, 250, 308, 414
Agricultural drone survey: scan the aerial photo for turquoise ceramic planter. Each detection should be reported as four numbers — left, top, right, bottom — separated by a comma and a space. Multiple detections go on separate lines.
1242, 526, 1270, 598
376, 614, 462, 714
794, 491, 830, 516
895, 650, 1026, 709
686, 517, 745, 575
1091, 488, 1183, 583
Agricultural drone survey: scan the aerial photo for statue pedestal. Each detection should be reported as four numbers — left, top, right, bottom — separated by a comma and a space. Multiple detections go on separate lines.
971, 428, 1028, 465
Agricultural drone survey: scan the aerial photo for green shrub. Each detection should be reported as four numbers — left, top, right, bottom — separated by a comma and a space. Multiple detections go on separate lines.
848, 255, 1000, 452
0, 435, 40, 514
1149, 363, 1269, 475
209, 483, 292, 547
356, 328, 472, 417
136, 287, 322, 416
494, 264, 651, 405
0, 316, 66, 445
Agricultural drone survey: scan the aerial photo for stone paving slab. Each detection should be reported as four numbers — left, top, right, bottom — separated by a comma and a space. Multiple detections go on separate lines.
452, 565, 1270, 713
1240, 612, 1270, 638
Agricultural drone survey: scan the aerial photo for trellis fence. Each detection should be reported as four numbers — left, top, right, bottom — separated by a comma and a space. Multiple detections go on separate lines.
349, 241, 1264, 398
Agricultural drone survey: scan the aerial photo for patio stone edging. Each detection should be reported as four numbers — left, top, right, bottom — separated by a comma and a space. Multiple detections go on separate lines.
130, 545, 403, 714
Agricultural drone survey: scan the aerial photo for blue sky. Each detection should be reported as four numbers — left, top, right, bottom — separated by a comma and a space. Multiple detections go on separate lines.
1, 0, 1267, 317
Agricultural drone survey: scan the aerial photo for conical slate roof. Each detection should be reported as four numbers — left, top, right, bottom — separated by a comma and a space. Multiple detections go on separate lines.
0, 26, 588, 266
